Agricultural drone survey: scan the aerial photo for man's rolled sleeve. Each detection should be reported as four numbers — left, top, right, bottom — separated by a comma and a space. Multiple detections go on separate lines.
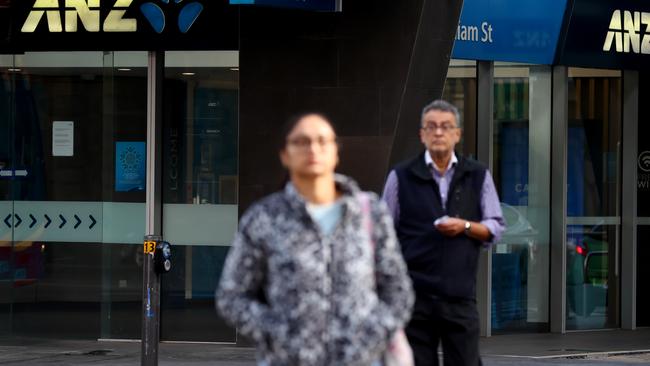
381, 170, 400, 225
480, 171, 506, 246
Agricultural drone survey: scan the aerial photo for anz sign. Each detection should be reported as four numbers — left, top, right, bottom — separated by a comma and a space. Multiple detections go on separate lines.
548, 0, 650, 69
21, 0, 204, 34
603, 10, 650, 54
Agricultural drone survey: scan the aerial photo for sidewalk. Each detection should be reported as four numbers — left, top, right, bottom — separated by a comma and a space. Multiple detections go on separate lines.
480, 328, 650, 365
0, 328, 649, 365
480, 328, 650, 359
0, 338, 254, 366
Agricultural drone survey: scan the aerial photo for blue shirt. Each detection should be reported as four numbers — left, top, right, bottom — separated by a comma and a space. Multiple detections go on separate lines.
306, 199, 344, 235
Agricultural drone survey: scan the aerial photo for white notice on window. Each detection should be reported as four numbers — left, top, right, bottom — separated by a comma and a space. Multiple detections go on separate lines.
53, 121, 74, 157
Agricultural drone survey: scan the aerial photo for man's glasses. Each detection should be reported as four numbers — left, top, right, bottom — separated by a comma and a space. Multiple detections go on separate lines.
286, 136, 337, 150
421, 123, 458, 133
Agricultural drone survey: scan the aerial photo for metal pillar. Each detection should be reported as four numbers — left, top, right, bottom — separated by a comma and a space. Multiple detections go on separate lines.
476, 60, 493, 337
621, 70, 639, 330
142, 50, 164, 366
550, 66, 568, 334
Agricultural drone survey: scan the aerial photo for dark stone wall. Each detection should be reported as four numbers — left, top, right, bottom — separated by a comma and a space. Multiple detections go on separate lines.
238, 0, 464, 213
0, 2, 10, 51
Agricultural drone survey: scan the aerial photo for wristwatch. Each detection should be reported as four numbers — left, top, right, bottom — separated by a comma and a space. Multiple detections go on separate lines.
464, 220, 472, 234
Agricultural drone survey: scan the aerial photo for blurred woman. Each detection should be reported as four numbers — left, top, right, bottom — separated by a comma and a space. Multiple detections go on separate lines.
216, 112, 413, 366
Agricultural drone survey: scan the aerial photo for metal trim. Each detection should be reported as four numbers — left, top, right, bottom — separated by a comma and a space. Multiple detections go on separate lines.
550, 66, 568, 334
566, 217, 622, 225
637, 217, 650, 225
142, 50, 164, 366
145, 51, 163, 236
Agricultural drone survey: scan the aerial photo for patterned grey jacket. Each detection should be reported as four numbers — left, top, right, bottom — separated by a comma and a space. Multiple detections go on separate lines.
216, 175, 414, 366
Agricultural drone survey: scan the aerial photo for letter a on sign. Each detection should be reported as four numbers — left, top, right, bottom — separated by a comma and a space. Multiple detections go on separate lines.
603, 10, 623, 52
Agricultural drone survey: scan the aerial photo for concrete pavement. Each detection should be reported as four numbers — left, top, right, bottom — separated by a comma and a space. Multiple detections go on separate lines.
1, 328, 650, 365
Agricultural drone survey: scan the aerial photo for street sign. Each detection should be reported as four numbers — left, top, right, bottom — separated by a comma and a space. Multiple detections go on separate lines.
452, 0, 567, 64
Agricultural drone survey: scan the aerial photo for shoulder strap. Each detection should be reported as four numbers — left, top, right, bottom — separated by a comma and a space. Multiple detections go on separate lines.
357, 193, 375, 250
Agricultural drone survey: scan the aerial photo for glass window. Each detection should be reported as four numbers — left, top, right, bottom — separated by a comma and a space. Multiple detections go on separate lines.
566, 68, 621, 331
491, 62, 551, 333
0, 55, 14, 334
443, 59, 477, 158
161, 51, 239, 342
0, 52, 148, 339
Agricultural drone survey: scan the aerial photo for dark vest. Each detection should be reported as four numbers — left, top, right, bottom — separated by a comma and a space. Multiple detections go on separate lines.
394, 152, 487, 300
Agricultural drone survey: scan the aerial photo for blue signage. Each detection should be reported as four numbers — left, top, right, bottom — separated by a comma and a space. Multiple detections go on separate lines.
451, 0, 568, 64
115, 142, 146, 192
229, 0, 340, 12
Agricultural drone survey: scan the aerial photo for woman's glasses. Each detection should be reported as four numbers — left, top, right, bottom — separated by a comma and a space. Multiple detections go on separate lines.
286, 136, 337, 150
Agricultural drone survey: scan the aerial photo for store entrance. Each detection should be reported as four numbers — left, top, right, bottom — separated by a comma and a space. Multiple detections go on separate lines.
0, 52, 149, 339
159, 51, 239, 342
0, 51, 240, 343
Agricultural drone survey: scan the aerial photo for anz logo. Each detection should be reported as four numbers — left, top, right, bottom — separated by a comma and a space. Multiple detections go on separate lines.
603, 10, 650, 54
21, 0, 204, 34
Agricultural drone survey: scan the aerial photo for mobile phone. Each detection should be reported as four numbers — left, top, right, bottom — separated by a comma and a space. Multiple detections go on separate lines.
434, 215, 449, 226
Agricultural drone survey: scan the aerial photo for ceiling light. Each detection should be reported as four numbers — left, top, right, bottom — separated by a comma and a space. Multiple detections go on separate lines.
182, 72, 196, 76
8, 68, 21, 72
230, 67, 239, 71
117, 68, 132, 72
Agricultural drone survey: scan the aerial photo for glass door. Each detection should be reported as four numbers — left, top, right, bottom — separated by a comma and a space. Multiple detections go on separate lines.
566, 68, 621, 330
491, 62, 552, 333
161, 51, 239, 342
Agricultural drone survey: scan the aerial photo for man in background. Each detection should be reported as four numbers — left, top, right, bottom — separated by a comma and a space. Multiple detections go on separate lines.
382, 99, 505, 366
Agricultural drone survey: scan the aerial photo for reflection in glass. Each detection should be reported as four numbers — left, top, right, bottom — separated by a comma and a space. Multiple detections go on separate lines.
442, 59, 476, 158
636, 227, 650, 327
567, 225, 615, 329
566, 68, 621, 330
491, 63, 551, 333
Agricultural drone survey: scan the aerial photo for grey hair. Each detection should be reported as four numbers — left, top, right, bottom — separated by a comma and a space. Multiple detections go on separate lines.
421, 99, 461, 128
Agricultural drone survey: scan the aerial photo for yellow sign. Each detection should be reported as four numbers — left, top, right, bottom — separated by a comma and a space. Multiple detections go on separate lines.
143, 240, 156, 255
21, 0, 137, 33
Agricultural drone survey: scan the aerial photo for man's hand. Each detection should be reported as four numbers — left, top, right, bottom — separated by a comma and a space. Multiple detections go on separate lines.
436, 218, 493, 242
435, 217, 466, 237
